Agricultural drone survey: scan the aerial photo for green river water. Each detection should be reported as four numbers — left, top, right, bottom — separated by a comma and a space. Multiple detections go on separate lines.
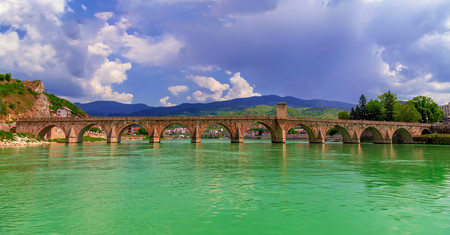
0, 140, 449, 234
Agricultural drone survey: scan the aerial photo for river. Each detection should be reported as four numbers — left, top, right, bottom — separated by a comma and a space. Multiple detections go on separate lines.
0, 140, 448, 234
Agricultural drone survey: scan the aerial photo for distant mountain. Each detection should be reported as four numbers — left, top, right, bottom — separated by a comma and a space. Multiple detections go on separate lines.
74, 101, 153, 116
75, 95, 354, 117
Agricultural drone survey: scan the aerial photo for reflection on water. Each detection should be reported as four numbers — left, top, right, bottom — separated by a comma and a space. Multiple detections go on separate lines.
0, 141, 448, 234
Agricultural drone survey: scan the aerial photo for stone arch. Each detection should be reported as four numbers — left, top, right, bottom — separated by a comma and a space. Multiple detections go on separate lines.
76, 123, 108, 143
200, 122, 233, 141
244, 121, 277, 142
392, 128, 414, 144
285, 123, 316, 141
324, 125, 352, 143
118, 123, 150, 143
158, 123, 192, 141
37, 124, 67, 140
421, 129, 432, 135
360, 126, 384, 143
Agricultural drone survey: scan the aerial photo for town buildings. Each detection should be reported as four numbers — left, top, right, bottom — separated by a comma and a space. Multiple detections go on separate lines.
439, 102, 450, 121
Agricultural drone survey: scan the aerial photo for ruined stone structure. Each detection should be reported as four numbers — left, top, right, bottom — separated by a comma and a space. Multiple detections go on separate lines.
16, 103, 432, 144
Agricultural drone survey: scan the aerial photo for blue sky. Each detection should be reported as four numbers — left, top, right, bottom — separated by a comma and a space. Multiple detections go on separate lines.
0, 0, 449, 106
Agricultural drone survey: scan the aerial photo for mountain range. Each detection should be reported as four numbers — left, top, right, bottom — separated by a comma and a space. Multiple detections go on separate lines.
75, 95, 355, 117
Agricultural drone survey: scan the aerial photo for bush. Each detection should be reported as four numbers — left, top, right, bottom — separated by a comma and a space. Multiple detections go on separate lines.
5, 73, 11, 81
0, 74, 5, 81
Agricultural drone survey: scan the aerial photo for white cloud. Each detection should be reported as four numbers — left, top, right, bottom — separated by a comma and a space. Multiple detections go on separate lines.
159, 96, 176, 107
81, 4, 87, 11
188, 72, 261, 102
190, 65, 220, 71
224, 72, 261, 100
88, 42, 113, 56
122, 34, 184, 65
77, 59, 134, 104
189, 75, 229, 102
191, 75, 230, 92
95, 12, 114, 21
225, 70, 232, 75
168, 85, 189, 96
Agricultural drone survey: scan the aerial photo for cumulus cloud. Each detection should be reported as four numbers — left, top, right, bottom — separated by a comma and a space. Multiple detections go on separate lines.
168, 85, 189, 96
159, 96, 176, 107
0, 2, 185, 104
224, 72, 261, 100
187, 73, 260, 102
77, 59, 134, 103
190, 75, 229, 102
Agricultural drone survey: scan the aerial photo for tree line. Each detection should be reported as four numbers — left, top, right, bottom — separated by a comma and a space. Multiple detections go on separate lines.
338, 91, 444, 123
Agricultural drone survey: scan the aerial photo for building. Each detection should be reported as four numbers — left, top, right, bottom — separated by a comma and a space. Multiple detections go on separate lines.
56, 106, 72, 117
439, 102, 450, 121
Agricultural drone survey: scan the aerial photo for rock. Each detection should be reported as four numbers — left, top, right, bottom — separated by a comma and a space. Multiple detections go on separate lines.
24, 80, 45, 94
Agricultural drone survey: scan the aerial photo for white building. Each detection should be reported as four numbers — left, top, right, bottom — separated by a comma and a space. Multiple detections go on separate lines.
439, 102, 450, 121
56, 106, 72, 117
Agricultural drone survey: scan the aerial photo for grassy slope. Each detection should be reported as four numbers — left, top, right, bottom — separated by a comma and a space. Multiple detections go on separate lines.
0, 73, 86, 120
45, 93, 86, 116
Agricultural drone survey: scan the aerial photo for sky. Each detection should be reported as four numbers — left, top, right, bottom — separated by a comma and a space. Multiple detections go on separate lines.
0, 0, 449, 106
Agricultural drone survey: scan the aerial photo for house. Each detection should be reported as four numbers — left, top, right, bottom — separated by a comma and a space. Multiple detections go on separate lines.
56, 106, 72, 117
439, 102, 450, 121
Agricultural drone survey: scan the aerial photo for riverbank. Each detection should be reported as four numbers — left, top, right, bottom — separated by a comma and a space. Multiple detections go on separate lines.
414, 134, 450, 145
0, 131, 49, 147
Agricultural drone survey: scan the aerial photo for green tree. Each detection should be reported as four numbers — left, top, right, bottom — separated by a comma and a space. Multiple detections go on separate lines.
137, 128, 148, 135
411, 96, 445, 123
394, 101, 421, 123
366, 99, 384, 121
358, 94, 368, 120
0, 74, 5, 81
378, 91, 398, 121
5, 73, 11, 82
338, 111, 350, 119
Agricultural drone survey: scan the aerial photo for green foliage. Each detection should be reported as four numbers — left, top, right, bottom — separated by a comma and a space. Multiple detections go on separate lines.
338, 111, 350, 119
327, 127, 338, 136
5, 73, 11, 81
378, 91, 398, 121
45, 93, 86, 116
411, 96, 444, 123
0, 74, 5, 81
89, 127, 102, 133
0, 130, 14, 141
0, 82, 36, 97
394, 101, 421, 123
366, 99, 384, 121
8, 103, 15, 110
137, 128, 148, 135
0, 101, 7, 116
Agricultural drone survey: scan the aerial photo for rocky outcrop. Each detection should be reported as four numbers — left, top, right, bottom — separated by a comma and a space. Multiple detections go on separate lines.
32, 94, 51, 118
0, 80, 51, 124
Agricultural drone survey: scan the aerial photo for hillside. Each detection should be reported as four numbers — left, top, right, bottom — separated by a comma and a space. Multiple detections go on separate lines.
222, 105, 341, 118
76, 95, 354, 117
0, 73, 86, 124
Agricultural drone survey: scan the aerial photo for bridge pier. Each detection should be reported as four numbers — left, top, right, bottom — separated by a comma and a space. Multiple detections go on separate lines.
149, 129, 160, 143
231, 137, 244, 143
107, 137, 119, 143
66, 137, 78, 143
309, 139, 325, 144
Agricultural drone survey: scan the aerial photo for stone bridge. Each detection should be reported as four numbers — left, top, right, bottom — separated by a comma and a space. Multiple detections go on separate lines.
16, 103, 432, 144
